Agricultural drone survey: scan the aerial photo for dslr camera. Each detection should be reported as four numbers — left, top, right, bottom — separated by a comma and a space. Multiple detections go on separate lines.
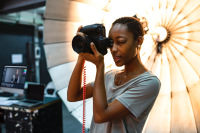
72, 24, 113, 55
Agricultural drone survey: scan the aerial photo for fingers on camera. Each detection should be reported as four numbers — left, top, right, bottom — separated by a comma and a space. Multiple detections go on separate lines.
76, 32, 84, 36
77, 25, 83, 32
91, 42, 94, 46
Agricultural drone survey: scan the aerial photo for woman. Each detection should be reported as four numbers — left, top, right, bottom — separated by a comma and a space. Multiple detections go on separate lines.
67, 17, 161, 133
11, 69, 20, 83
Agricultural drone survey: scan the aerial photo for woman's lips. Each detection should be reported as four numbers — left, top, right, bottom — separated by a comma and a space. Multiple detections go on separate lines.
113, 56, 122, 62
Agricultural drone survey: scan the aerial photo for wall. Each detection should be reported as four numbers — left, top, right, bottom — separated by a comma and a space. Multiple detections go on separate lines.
0, 22, 51, 85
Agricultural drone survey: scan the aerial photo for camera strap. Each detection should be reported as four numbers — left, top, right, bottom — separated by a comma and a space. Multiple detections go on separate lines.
82, 65, 86, 133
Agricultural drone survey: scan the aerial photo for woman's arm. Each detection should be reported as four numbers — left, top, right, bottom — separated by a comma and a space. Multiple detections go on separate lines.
67, 26, 94, 102
93, 61, 108, 122
67, 55, 94, 102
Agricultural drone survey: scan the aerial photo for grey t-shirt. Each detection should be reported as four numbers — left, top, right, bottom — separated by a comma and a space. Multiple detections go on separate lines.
89, 69, 161, 133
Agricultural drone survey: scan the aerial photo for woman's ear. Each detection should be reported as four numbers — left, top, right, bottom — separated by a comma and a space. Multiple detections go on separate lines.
138, 36, 144, 45
136, 36, 143, 50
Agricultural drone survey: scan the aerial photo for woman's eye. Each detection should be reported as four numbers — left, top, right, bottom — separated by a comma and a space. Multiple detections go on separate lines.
117, 41, 125, 44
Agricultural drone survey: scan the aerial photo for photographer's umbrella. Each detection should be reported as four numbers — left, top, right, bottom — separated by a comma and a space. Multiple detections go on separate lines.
43, 0, 200, 132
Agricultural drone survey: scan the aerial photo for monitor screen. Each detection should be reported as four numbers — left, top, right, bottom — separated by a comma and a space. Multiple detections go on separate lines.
0, 65, 27, 94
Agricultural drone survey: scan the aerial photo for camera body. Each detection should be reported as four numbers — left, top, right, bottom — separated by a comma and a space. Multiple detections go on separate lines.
72, 24, 113, 55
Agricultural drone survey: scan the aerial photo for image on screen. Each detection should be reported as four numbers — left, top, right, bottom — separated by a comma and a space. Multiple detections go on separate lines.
1, 66, 27, 89
4, 68, 24, 84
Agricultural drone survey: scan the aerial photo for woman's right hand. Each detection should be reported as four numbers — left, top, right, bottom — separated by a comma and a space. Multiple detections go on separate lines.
76, 25, 84, 36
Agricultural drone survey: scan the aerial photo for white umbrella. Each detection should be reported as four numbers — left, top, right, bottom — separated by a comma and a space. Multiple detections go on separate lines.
43, 0, 200, 132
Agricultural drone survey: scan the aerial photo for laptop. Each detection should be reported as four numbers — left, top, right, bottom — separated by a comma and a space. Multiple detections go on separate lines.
12, 84, 45, 108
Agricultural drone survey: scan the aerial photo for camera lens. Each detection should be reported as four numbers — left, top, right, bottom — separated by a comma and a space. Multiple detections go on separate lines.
76, 39, 84, 49
72, 35, 86, 53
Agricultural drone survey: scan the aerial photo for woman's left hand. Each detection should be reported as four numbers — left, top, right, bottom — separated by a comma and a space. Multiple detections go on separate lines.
79, 42, 104, 67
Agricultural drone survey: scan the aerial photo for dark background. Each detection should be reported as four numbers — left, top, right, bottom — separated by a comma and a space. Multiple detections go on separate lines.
0, 22, 51, 85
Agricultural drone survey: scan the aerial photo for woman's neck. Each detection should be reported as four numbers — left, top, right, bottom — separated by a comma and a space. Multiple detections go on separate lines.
123, 55, 147, 75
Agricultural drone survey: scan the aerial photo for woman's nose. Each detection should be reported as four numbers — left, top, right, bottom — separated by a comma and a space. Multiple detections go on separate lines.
111, 44, 118, 53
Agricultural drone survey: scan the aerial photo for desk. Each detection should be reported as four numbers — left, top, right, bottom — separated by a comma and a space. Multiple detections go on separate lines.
0, 97, 62, 133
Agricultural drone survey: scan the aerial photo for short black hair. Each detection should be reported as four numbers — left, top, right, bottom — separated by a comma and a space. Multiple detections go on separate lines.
112, 17, 144, 40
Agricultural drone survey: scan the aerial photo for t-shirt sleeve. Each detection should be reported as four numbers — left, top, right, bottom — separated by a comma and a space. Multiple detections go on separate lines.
116, 77, 161, 118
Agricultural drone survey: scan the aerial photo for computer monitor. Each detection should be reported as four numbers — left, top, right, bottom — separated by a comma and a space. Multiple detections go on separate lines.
0, 65, 27, 95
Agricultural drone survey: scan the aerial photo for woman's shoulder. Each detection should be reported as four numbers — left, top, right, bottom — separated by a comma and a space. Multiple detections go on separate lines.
136, 71, 161, 90
142, 71, 160, 82
137, 71, 160, 81
105, 69, 121, 77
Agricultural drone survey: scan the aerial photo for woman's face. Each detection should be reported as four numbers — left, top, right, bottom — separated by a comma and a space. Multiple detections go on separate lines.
109, 23, 138, 66
16, 70, 18, 75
